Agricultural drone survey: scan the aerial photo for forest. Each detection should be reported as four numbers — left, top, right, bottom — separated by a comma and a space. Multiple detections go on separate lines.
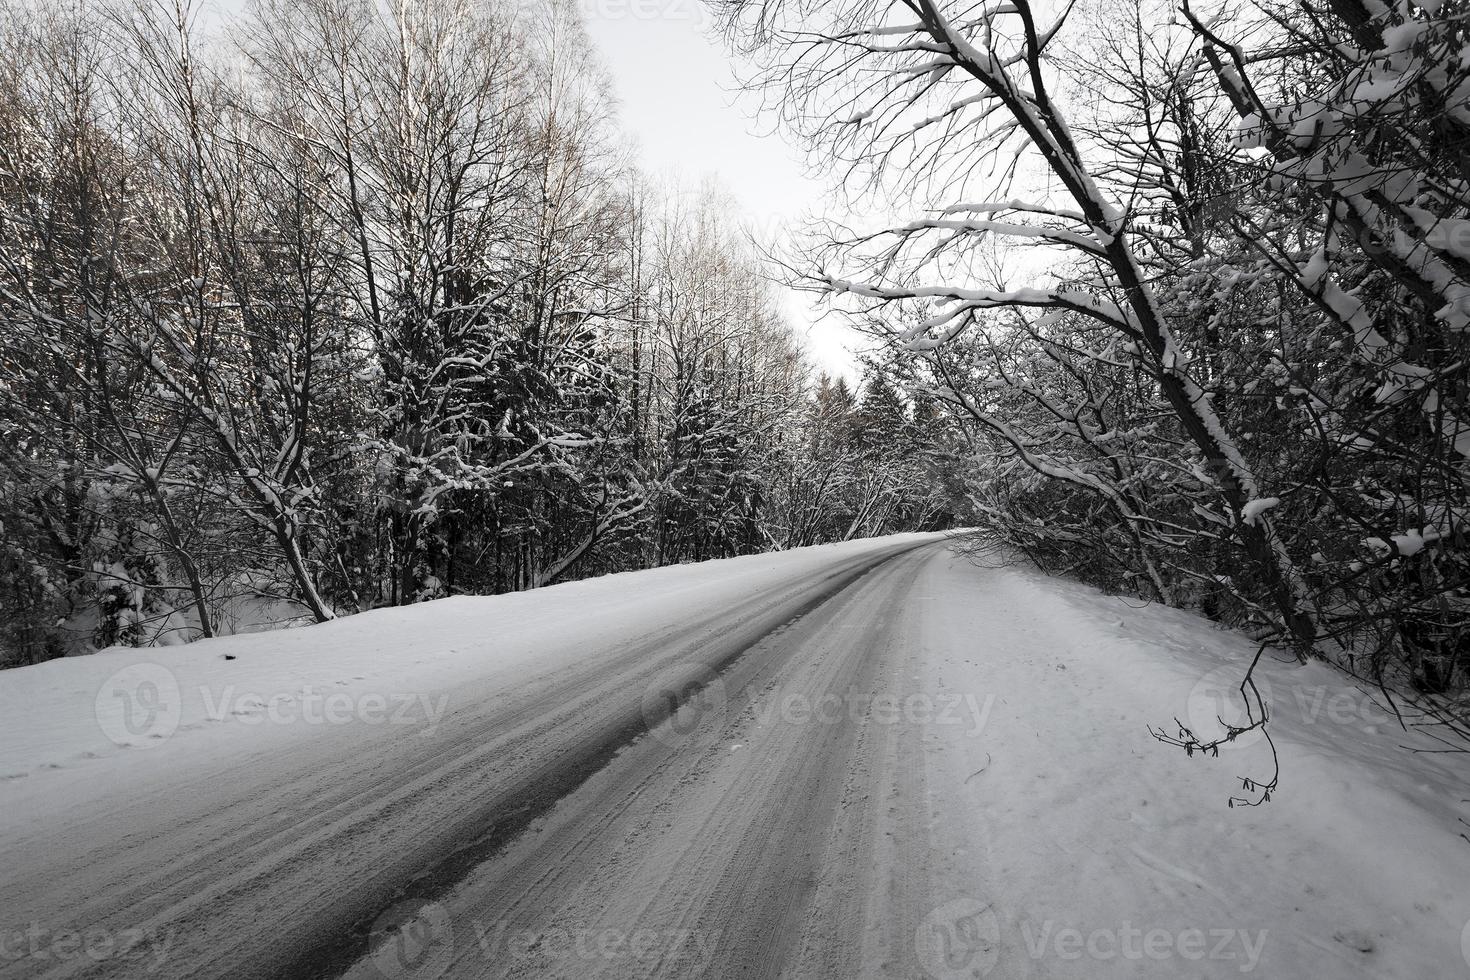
709, 0, 1470, 759
0, 0, 959, 664
2, 0, 1469, 754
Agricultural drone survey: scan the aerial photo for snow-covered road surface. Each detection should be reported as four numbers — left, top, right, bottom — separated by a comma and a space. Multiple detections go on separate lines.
3, 535, 1469, 979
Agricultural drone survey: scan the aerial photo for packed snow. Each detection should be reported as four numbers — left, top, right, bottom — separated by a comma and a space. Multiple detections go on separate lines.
3, 536, 1469, 978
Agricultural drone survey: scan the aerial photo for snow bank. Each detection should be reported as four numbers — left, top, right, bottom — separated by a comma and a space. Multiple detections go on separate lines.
914, 556, 1470, 979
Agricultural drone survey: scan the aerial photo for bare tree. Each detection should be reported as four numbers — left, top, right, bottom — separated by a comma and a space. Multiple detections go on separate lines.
715, 0, 1318, 652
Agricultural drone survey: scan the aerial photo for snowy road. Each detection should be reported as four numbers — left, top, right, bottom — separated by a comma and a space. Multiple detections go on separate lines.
4, 536, 1470, 979
2, 538, 937, 979
342, 541, 958, 980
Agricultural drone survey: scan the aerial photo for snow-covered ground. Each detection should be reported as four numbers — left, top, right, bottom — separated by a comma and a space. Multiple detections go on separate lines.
903, 559, 1470, 979
2, 535, 1468, 978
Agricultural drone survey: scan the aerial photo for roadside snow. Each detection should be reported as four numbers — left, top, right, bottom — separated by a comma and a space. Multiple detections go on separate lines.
912, 556, 1470, 979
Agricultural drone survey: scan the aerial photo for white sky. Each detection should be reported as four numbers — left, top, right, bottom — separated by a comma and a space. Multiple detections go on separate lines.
580, 3, 867, 382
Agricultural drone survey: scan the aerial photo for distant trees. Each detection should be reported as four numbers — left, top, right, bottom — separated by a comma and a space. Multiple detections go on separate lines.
766, 364, 954, 547
0, 0, 955, 665
715, 0, 1470, 759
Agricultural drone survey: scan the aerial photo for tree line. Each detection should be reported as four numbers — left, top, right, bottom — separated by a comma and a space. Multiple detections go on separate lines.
715, 0, 1470, 774
0, 0, 958, 665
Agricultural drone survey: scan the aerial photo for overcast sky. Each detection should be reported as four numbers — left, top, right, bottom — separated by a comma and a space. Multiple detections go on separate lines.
580, 2, 866, 381
204, 0, 866, 381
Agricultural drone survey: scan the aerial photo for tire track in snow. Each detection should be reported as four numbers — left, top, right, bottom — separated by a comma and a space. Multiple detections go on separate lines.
0, 539, 937, 980
337, 545, 944, 979
288, 540, 937, 980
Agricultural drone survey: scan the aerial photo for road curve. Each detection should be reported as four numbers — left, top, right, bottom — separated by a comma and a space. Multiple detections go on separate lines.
0, 538, 948, 980
345, 541, 959, 980
14, 542, 1461, 980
